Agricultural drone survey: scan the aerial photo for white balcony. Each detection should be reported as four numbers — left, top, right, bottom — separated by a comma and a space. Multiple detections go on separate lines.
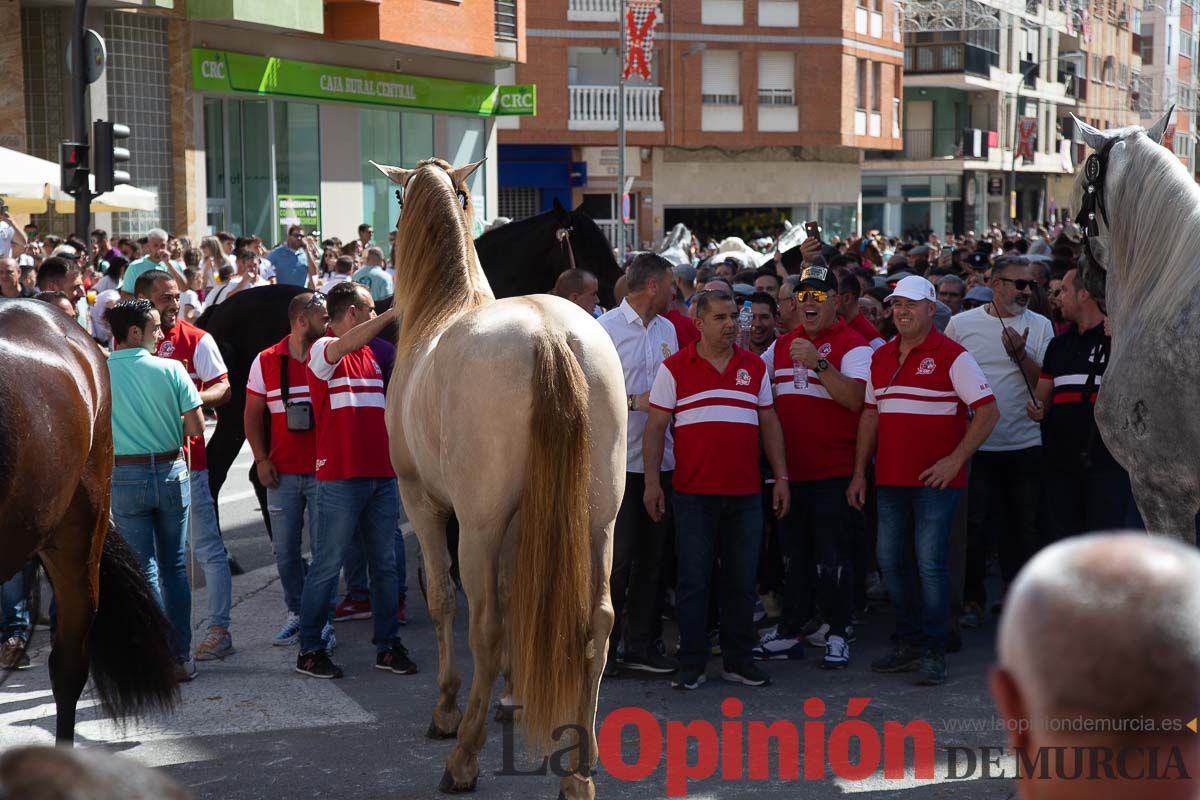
567, 0, 619, 21
569, 85, 665, 131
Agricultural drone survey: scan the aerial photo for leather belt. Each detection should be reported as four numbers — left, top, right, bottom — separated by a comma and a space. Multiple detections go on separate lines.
114, 449, 184, 466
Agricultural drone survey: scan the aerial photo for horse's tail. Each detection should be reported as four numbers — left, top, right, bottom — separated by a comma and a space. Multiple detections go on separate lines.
90, 523, 180, 721
511, 330, 593, 754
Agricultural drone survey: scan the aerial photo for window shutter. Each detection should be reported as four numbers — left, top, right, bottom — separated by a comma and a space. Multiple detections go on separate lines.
702, 50, 740, 104
757, 51, 793, 105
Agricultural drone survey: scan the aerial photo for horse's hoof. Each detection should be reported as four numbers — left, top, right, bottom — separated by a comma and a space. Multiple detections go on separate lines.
438, 768, 477, 793
427, 722, 458, 740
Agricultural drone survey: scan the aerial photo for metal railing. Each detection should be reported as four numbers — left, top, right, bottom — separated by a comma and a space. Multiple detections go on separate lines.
567, 0, 619, 20
905, 42, 999, 76
902, 128, 963, 160
568, 85, 664, 128
757, 88, 795, 106
495, 0, 517, 40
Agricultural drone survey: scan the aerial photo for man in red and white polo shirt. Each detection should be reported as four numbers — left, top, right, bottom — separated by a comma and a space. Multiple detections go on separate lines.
644, 290, 790, 691
136, 269, 236, 665
295, 282, 414, 680
848, 275, 998, 687
754, 265, 872, 668
245, 291, 335, 648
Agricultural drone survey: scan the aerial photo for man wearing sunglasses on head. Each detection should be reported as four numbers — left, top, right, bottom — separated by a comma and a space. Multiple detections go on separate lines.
944, 256, 1054, 631
753, 265, 872, 669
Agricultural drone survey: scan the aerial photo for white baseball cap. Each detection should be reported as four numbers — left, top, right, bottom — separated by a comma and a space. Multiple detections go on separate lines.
885, 275, 936, 303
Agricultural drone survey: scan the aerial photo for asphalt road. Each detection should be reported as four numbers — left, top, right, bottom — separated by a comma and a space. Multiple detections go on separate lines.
0, 431, 1017, 799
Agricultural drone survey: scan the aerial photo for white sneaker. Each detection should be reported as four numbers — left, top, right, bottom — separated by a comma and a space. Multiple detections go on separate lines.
751, 626, 805, 661
272, 612, 301, 646
805, 623, 831, 647
822, 635, 850, 669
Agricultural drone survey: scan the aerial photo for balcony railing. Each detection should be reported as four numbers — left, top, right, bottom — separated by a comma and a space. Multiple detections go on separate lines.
905, 42, 999, 77
569, 85, 664, 131
902, 128, 963, 160
567, 0, 619, 21
757, 88, 795, 106
495, 0, 517, 40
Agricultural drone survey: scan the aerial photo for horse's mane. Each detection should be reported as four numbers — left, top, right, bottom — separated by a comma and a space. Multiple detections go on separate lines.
394, 159, 490, 353
1103, 132, 1200, 330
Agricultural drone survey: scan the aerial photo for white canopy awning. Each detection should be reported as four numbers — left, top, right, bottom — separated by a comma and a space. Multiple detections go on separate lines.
0, 146, 158, 214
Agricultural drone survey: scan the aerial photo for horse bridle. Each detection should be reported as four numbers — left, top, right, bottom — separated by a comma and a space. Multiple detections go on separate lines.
556, 224, 578, 271
1075, 136, 1119, 273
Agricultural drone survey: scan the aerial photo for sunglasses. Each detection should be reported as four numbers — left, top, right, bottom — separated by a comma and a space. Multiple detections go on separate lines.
305, 292, 327, 309
995, 277, 1035, 291
795, 290, 830, 303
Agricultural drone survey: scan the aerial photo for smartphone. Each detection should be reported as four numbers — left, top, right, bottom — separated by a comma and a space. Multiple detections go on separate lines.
804, 220, 822, 242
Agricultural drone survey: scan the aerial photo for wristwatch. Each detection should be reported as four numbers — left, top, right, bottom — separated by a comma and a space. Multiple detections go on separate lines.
815, 358, 830, 373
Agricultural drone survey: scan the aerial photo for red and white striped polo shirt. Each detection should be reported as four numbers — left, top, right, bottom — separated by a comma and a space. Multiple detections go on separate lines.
765, 321, 872, 481
865, 329, 994, 489
306, 336, 393, 481
155, 319, 227, 471
649, 343, 773, 496
246, 336, 317, 475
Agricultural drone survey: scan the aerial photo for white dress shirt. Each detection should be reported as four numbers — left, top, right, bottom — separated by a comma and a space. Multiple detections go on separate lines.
597, 298, 678, 473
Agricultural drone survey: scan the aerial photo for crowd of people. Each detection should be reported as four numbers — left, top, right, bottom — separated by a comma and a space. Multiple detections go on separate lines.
0, 208, 1135, 696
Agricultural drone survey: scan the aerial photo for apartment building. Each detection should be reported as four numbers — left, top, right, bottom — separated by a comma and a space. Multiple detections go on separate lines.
1137, 0, 1197, 169
862, 0, 1076, 238
497, 0, 904, 248
7, 0, 527, 241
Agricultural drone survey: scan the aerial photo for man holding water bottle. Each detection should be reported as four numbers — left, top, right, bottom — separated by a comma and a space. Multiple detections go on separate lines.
753, 265, 873, 668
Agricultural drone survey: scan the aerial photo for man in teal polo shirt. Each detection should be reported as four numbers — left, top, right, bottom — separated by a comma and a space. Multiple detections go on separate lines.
106, 299, 205, 681
120, 228, 183, 296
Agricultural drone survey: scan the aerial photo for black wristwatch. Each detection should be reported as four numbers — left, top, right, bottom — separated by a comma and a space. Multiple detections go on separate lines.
815, 358, 830, 373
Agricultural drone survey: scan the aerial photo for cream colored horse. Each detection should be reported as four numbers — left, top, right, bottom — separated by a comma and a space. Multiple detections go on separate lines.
371, 157, 626, 799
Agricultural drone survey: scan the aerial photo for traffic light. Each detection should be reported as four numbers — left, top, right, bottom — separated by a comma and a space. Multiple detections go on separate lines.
60, 141, 88, 196
92, 120, 130, 194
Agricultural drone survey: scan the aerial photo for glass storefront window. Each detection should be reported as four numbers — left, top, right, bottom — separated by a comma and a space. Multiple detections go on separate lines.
360, 110, 434, 245
819, 204, 858, 240
274, 102, 321, 242
446, 116, 487, 228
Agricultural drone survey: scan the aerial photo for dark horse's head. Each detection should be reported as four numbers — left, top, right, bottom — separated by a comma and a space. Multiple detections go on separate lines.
474, 199, 622, 307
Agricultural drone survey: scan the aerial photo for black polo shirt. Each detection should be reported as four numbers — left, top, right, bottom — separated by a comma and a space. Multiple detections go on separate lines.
1039, 321, 1118, 471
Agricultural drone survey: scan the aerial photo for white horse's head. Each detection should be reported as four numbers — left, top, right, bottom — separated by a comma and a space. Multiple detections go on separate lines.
1068, 108, 1173, 290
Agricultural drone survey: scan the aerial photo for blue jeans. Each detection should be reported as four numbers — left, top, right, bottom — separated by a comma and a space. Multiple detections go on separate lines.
191, 469, 233, 630
267, 473, 319, 615
299, 478, 401, 653
875, 485, 962, 654
343, 504, 408, 602
111, 458, 192, 660
672, 491, 762, 671
0, 562, 34, 641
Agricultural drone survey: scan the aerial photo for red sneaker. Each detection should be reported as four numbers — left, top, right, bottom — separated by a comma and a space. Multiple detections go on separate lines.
334, 596, 371, 621
396, 598, 408, 626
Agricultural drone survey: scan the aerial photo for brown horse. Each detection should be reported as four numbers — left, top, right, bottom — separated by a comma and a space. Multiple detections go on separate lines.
0, 299, 179, 742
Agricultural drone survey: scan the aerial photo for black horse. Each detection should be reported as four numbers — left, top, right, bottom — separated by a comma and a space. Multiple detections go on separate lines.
199, 202, 620, 520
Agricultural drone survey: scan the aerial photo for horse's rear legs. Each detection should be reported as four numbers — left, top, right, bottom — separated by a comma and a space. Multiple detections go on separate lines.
1131, 477, 1200, 544
40, 546, 97, 744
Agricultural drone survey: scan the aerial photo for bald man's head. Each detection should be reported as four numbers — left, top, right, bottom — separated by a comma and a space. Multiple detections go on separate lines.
997, 533, 1200, 724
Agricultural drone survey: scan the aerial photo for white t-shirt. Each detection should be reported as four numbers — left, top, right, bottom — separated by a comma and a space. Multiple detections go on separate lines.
944, 305, 1054, 452
322, 273, 351, 289
0, 221, 15, 258
180, 289, 202, 319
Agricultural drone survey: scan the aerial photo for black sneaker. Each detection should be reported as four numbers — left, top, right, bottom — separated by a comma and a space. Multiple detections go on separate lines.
870, 643, 922, 673
671, 668, 706, 690
296, 649, 343, 679
916, 649, 947, 686
721, 661, 771, 687
623, 649, 678, 674
376, 643, 418, 674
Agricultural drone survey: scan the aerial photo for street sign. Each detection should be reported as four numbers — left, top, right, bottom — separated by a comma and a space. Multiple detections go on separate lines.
621, 192, 631, 223
66, 29, 107, 85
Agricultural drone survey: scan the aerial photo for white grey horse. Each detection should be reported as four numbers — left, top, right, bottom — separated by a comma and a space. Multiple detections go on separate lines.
1070, 108, 1199, 543
658, 222, 692, 266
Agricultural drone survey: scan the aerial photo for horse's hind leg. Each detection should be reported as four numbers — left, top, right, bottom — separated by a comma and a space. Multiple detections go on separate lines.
400, 483, 460, 739
557, 519, 616, 800
441, 521, 504, 793
493, 558, 517, 724
40, 499, 105, 744
1130, 476, 1199, 544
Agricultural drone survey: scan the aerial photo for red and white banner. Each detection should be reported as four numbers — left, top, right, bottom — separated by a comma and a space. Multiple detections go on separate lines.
1016, 118, 1038, 162
623, 0, 659, 82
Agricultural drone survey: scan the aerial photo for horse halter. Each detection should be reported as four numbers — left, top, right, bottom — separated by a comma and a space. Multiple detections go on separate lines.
1075, 136, 1119, 271
556, 224, 578, 272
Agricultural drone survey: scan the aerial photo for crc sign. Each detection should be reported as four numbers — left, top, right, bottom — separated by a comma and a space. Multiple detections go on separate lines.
496, 85, 537, 116
200, 59, 227, 80
500, 92, 533, 109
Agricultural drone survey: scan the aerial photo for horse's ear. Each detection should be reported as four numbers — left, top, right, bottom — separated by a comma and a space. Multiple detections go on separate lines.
370, 160, 412, 186
450, 159, 485, 186
1146, 105, 1175, 145
1070, 115, 1109, 151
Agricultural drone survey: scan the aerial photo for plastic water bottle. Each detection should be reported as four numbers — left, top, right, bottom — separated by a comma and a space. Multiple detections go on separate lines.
736, 300, 753, 349
793, 358, 808, 389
